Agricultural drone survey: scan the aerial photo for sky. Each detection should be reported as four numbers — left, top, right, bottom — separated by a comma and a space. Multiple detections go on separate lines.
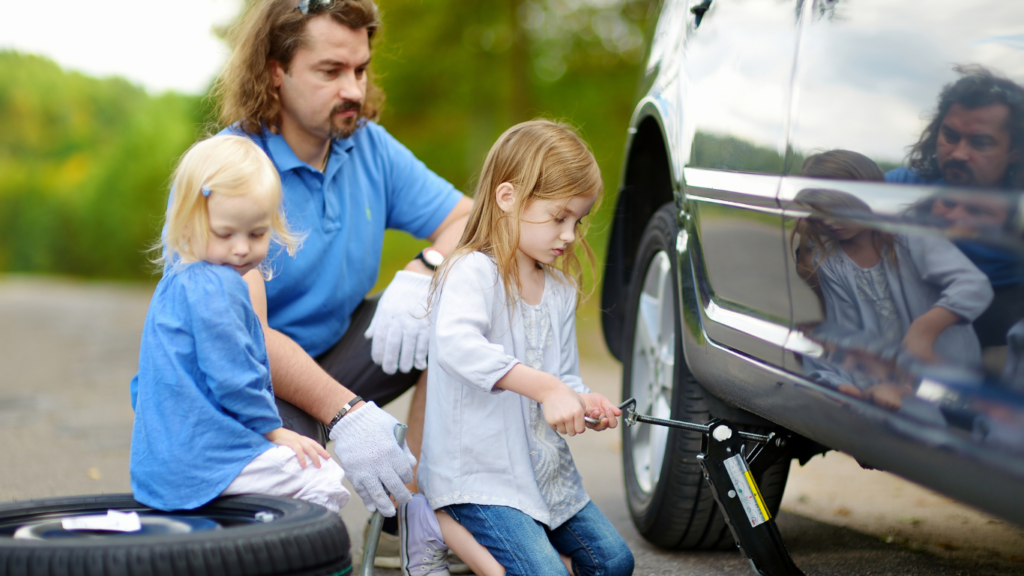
0, 0, 243, 95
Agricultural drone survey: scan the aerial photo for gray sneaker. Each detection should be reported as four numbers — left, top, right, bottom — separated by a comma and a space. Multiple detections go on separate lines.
399, 494, 451, 576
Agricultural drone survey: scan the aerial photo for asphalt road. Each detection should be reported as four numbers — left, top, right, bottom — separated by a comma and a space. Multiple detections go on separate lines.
1, 276, 1021, 575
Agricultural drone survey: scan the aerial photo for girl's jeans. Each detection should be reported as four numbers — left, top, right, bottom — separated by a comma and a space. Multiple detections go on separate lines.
441, 501, 634, 576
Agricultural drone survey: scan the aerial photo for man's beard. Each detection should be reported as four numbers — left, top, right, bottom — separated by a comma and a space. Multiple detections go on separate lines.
939, 158, 975, 185
328, 100, 362, 140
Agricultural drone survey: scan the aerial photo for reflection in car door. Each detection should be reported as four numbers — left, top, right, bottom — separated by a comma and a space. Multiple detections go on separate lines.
777, 0, 1024, 521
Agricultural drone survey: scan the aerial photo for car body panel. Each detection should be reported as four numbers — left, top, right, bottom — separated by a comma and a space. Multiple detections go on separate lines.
605, 0, 1024, 526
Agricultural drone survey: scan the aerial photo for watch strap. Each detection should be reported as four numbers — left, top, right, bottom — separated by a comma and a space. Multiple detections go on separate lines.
416, 249, 440, 271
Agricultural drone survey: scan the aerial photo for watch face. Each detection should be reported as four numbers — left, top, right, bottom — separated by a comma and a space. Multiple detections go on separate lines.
423, 248, 445, 267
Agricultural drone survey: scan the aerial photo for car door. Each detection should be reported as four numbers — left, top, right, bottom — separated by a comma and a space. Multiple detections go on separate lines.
779, 0, 1024, 522
680, 0, 803, 390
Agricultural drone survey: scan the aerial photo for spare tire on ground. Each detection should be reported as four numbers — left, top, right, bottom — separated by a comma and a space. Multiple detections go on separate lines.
0, 493, 351, 576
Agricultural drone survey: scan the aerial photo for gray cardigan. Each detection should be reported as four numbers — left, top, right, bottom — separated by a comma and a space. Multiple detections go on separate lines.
419, 251, 591, 528
813, 233, 993, 368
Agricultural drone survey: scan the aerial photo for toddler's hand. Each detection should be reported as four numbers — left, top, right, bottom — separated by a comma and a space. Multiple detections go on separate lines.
540, 385, 587, 436
580, 393, 621, 431
264, 427, 330, 469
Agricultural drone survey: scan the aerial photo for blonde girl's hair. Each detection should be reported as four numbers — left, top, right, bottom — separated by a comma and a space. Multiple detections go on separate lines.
213, 0, 383, 135
155, 135, 302, 279
432, 119, 603, 308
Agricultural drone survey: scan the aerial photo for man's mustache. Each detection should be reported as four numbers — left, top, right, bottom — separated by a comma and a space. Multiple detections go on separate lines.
332, 101, 361, 117
940, 159, 974, 181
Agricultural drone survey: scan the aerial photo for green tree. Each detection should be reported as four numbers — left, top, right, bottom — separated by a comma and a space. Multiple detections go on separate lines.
0, 0, 654, 303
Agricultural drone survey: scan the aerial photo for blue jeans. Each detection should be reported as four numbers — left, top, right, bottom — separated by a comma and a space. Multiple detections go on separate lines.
441, 501, 634, 576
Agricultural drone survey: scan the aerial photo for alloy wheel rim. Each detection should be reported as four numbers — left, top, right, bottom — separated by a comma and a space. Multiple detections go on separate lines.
630, 250, 676, 494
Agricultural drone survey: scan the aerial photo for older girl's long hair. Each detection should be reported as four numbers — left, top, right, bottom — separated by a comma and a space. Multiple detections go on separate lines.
155, 135, 303, 279
213, 0, 383, 135
432, 120, 603, 308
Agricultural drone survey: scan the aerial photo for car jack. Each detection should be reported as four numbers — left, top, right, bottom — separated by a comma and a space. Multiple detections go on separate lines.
619, 398, 805, 576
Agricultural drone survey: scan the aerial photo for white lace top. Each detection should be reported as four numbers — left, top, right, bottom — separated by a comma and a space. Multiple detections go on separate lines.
522, 302, 590, 525
419, 252, 590, 528
850, 260, 903, 345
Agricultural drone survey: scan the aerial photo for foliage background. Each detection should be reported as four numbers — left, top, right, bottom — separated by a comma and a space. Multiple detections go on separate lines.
0, 0, 654, 353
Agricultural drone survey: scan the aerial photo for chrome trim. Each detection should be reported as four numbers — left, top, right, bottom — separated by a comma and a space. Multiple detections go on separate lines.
704, 299, 790, 349
684, 168, 781, 199
782, 331, 824, 358
685, 195, 786, 216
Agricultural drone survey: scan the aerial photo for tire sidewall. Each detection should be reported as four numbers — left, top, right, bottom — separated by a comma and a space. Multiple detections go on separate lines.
0, 494, 350, 576
621, 203, 691, 532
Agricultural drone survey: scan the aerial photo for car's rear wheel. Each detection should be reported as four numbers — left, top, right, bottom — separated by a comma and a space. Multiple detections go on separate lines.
621, 202, 790, 549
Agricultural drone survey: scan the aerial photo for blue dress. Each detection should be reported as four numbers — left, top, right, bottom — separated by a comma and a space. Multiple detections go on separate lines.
130, 261, 281, 510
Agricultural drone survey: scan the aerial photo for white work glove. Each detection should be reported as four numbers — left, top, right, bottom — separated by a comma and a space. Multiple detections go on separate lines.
364, 270, 432, 374
329, 401, 416, 517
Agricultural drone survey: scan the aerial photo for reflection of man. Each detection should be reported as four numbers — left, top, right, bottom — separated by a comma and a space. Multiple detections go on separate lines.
212, 0, 472, 561
887, 65, 1024, 189
927, 192, 1011, 237
889, 65, 1024, 349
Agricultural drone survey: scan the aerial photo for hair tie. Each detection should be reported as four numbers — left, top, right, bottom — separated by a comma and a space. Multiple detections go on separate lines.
201, 185, 212, 197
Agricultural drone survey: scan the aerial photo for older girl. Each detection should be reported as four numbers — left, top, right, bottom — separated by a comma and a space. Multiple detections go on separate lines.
406, 120, 634, 576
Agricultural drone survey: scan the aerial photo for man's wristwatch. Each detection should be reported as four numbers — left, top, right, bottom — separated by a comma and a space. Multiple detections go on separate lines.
416, 247, 445, 271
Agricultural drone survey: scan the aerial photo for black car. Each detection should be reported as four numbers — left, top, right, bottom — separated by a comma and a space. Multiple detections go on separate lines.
601, 0, 1024, 551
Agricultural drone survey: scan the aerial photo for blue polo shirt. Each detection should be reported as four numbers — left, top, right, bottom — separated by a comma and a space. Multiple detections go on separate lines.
130, 262, 280, 510
222, 122, 463, 357
885, 167, 1024, 287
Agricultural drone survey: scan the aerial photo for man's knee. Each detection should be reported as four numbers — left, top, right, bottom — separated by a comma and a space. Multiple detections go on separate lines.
276, 397, 328, 446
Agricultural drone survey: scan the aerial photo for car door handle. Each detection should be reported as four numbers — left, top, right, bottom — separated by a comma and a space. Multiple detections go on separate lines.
691, 0, 712, 27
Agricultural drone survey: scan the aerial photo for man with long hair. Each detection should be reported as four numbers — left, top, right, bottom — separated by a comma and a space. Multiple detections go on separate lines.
887, 64, 1024, 189
889, 65, 1024, 350
212, 1, 472, 571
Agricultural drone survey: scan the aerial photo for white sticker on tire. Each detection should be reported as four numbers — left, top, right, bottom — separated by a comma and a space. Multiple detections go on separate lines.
61, 509, 141, 532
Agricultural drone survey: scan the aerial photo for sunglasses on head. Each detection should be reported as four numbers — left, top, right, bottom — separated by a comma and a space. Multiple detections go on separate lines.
296, 0, 336, 16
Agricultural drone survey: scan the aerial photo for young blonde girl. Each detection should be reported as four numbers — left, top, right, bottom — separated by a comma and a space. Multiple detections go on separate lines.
130, 135, 350, 513
402, 120, 634, 576
793, 150, 993, 410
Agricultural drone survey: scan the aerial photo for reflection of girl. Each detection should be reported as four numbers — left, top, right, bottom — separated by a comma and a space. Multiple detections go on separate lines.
795, 186, 993, 405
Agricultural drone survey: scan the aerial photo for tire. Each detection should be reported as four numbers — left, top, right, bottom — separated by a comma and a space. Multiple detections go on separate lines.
0, 494, 351, 576
620, 203, 790, 550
